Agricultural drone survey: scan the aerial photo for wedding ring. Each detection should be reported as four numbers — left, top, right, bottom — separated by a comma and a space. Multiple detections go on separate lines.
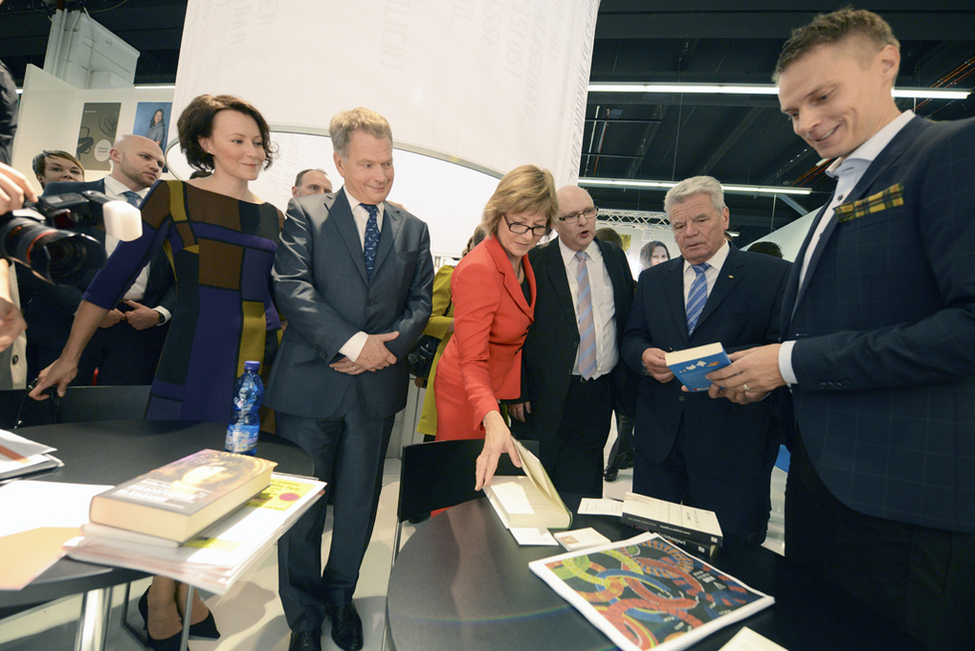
743, 383, 750, 392
352, 365, 357, 371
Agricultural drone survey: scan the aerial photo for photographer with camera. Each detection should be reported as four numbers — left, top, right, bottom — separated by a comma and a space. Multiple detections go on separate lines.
0, 161, 32, 356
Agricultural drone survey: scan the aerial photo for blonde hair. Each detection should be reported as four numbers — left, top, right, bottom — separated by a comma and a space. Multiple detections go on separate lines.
481, 165, 558, 235
329, 107, 393, 159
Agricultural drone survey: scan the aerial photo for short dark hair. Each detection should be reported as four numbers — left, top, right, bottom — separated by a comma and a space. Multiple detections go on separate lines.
595, 227, 623, 248
177, 94, 276, 172
294, 168, 328, 186
32, 150, 84, 176
774, 7, 900, 81
746, 241, 784, 258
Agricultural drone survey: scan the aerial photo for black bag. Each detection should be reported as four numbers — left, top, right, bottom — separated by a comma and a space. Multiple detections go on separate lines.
407, 335, 441, 380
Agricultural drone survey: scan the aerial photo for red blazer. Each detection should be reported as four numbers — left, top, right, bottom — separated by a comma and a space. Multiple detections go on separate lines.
435, 236, 536, 433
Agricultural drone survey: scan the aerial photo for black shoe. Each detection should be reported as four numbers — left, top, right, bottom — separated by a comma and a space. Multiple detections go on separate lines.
137, 589, 190, 651
326, 602, 363, 651
288, 628, 322, 651
604, 464, 620, 482
138, 587, 221, 641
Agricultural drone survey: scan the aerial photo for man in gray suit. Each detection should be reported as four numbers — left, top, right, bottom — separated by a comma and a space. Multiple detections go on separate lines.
266, 107, 433, 651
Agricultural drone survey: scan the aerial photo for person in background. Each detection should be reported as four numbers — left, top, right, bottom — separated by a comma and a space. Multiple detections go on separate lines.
24, 135, 175, 386
31, 94, 285, 650
606, 238, 671, 481
291, 168, 333, 197
31, 150, 84, 188
415, 225, 486, 442
434, 164, 558, 491
146, 108, 167, 150
621, 175, 791, 546
511, 191, 635, 496
745, 240, 783, 258
706, 9, 975, 648
267, 107, 432, 651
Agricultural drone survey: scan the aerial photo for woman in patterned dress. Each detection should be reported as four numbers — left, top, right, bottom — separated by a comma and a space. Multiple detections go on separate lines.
31, 94, 281, 649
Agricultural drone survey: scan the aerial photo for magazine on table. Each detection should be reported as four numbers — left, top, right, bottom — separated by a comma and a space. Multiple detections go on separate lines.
529, 532, 774, 651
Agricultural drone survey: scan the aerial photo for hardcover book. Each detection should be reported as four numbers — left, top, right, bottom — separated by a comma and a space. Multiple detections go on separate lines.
483, 438, 572, 530
529, 532, 774, 651
88, 449, 275, 543
622, 492, 723, 547
665, 342, 731, 392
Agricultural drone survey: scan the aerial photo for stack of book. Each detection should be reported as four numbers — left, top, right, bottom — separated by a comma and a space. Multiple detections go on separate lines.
66, 450, 325, 594
621, 492, 723, 559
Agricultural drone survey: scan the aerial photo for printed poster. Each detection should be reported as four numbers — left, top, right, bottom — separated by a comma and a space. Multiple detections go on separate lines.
76, 102, 120, 171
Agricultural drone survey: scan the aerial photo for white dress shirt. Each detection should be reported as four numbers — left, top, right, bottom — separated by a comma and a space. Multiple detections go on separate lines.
778, 110, 915, 385
339, 189, 386, 362
559, 238, 617, 379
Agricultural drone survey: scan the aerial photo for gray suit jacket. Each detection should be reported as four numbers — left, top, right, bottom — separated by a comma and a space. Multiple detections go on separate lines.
266, 189, 433, 419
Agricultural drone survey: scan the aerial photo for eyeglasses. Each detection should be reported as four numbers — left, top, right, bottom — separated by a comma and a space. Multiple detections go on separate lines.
503, 215, 551, 237
558, 206, 599, 223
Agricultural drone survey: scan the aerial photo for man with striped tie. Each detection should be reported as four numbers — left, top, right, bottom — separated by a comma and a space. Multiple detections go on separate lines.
510, 185, 636, 497
621, 176, 791, 545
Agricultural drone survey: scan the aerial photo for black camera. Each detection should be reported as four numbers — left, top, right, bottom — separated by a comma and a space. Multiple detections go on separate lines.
0, 191, 141, 286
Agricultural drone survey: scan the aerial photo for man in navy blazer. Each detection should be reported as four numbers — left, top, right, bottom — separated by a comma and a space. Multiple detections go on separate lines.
266, 108, 432, 651
707, 9, 975, 649
23, 135, 174, 384
510, 185, 636, 497
621, 176, 791, 545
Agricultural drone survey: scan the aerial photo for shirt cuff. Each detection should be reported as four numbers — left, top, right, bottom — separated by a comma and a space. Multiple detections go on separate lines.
154, 307, 172, 325
339, 331, 368, 362
778, 340, 798, 386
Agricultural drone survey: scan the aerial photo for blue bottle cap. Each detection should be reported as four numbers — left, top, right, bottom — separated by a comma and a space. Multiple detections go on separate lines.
244, 360, 261, 372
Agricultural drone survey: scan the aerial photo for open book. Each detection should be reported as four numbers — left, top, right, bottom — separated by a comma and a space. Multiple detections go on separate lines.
483, 438, 571, 530
530, 532, 774, 651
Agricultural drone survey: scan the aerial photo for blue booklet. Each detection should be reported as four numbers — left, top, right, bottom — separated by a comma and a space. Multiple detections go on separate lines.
665, 343, 731, 392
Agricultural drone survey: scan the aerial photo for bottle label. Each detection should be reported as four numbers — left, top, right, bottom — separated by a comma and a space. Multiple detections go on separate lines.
225, 424, 259, 455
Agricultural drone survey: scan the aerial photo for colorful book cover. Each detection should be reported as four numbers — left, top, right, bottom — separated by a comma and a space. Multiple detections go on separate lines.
665, 343, 731, 392
529, 532, 774, 651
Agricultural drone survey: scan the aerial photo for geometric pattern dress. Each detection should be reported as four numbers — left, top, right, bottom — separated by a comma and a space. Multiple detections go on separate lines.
83, 180, 282, 424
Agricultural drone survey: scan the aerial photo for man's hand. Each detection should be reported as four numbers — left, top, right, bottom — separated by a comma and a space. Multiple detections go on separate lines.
508, 401, 530, 422
705, 344, 785, 404
641, 347, 675, 383
475, 410, 522, 491
0, 162, 36, 213
123, 300, 162, 330
0, 296, 26, 352
99, 309, 125, 329
355, 331, 399, 371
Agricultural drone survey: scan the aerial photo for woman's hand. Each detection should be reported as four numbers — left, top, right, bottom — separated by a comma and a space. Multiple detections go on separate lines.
474, 410, 522, 491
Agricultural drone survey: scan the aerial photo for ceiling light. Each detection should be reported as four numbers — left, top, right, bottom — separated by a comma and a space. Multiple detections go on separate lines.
579, 178, 813, 196
589, 82, 970, 101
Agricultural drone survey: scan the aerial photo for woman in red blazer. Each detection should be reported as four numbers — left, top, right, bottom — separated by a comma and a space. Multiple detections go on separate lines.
435, 164, 558, 490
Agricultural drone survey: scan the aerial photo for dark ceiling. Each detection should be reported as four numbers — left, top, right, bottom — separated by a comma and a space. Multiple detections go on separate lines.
2, 0, 974, 244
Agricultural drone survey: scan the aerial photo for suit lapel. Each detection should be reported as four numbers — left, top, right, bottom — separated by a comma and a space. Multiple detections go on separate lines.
696, 244, 743, 331
486, 237, 533, 319
663, 259, 690, 343
793, 116, 927, 313
372, 201, 402, 279
542, 241, 577, 326
332, 190, 370, 284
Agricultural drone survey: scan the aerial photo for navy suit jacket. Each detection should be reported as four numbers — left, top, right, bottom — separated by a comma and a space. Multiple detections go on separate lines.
266, 189, 433, 419
784, 116, 975, 533
513, 238, 636, 453
622, 244, 791, 481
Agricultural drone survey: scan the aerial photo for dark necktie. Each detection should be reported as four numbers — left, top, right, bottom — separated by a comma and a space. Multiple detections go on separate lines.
685, 262, 710, 335
361, 204, 380, 279
122, 191, 142, 207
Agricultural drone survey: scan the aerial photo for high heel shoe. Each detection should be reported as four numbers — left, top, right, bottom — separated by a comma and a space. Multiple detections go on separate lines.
139, 587, 221, 641
137, 589, 188, 651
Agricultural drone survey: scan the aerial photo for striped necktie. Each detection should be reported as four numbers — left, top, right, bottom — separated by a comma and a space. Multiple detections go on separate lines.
576, 252, 597, 379
361, 203, 380, 279
686, 262, 710, 335
122, 191, 142, 207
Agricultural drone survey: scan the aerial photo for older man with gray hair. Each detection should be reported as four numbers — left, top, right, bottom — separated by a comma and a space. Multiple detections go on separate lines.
620, 175, 791, 545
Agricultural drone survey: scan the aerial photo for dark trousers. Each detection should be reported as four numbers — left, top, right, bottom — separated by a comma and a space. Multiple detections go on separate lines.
606, 411, 634, 465
80, 321, 167, 385
543, 374, 612, 498
632, 415, 772, 544
786, 435, 975, 650
275, 383, 395, 632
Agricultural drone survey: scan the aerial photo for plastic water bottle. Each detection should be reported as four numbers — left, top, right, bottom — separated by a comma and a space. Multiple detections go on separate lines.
224, 360, 263, 456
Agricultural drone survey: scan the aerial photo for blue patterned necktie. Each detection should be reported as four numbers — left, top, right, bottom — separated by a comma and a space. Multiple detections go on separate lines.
576, 252, 597, 379
361, 203, 380, 279
685, 262, 710, 335
122, 191, 142, 207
